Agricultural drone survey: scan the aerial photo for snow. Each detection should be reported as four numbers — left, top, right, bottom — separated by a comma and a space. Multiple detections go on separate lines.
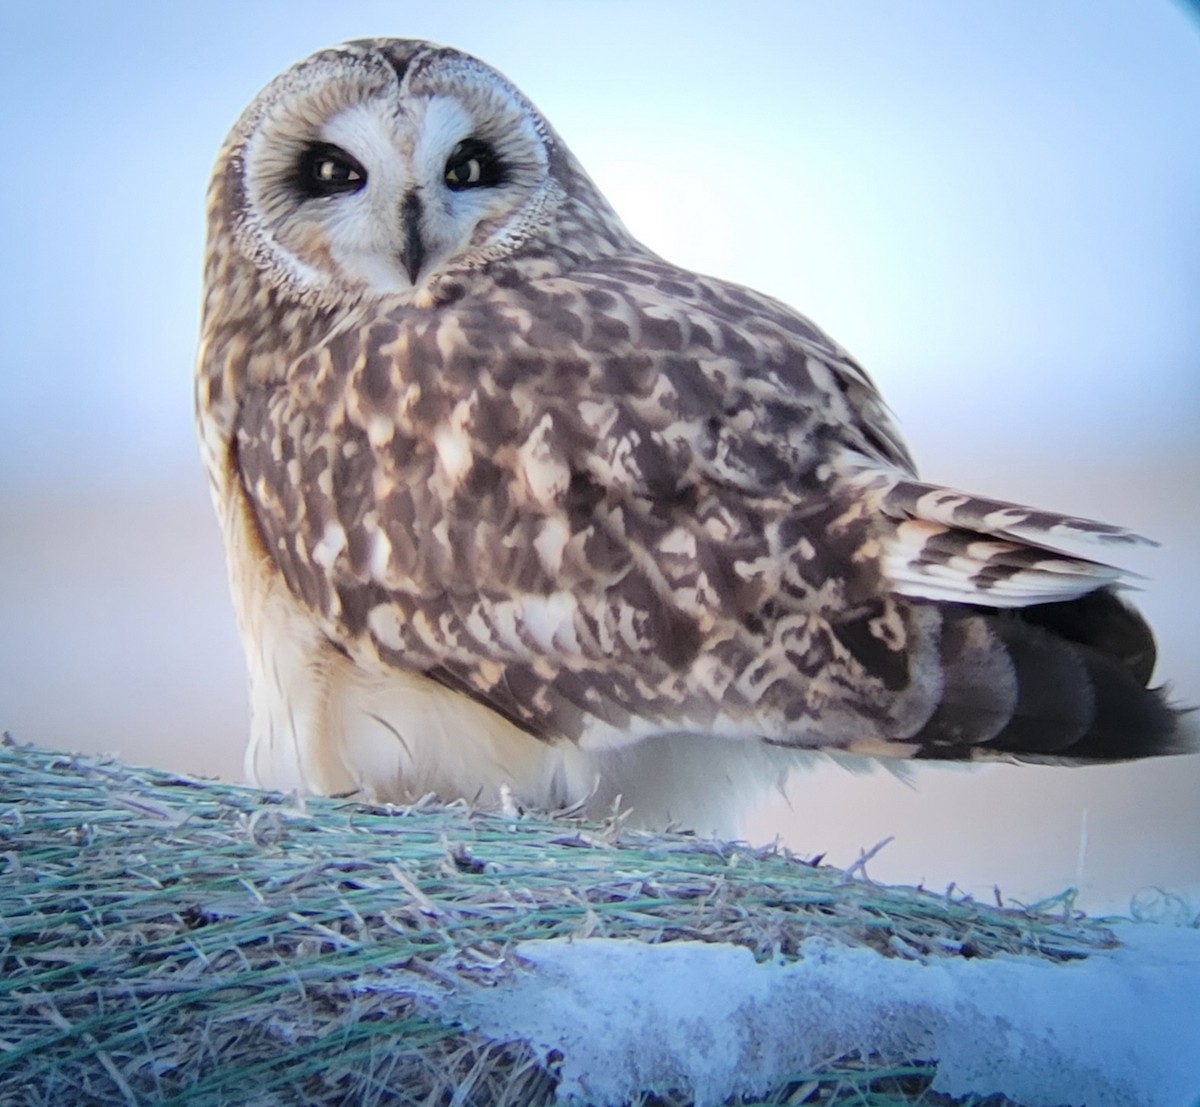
440, 923, 1200, 1107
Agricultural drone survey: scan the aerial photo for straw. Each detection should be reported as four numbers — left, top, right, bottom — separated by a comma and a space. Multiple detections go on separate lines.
1, 735, 1109, 1105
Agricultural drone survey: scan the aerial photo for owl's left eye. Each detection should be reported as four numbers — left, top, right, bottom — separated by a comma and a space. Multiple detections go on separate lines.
444, 139, 505, 191
296, 143, 368, 198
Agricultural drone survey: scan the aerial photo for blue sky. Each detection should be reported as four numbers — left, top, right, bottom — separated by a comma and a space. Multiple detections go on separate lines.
1, 1, 1197, 492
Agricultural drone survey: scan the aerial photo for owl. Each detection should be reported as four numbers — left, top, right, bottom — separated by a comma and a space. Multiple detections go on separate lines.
196, 38, 1191, 835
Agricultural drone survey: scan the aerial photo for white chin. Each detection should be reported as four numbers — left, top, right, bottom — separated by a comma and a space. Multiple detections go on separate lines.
348, 255, 416, 295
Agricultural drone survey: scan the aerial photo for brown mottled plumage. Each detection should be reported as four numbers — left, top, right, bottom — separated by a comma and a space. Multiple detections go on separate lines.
196, 39, 1191, 834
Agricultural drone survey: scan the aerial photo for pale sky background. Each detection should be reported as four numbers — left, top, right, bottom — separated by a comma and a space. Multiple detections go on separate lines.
2, 1, 1198, 915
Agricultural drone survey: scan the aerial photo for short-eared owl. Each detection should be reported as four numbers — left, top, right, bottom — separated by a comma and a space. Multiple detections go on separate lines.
196, 39, 1191, 833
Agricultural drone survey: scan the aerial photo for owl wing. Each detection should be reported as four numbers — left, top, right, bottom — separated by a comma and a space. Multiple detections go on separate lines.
234, 254, 1170, 757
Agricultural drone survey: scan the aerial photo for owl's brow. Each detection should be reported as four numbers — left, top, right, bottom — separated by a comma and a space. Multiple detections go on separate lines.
382, 49, 414, 88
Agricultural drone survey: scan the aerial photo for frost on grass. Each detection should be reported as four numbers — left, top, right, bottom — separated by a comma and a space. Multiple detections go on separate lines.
2, 735, 1198, 1106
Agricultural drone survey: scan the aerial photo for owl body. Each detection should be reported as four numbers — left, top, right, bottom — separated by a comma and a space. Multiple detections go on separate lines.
197, 39, 1189, 832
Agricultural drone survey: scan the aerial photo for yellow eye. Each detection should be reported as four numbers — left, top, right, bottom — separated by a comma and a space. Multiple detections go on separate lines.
297, 143, 367, 198
447, 157, 482, 186
444, 138, 504, 191
316, 158, 361, 184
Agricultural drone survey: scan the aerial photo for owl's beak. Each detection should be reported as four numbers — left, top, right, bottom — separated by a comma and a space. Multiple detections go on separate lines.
399, 190, 426, 285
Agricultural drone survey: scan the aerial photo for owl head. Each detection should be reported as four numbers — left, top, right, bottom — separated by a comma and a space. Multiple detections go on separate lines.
205, 39, 634, 309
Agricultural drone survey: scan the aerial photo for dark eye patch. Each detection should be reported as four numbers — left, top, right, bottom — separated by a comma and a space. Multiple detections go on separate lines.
295, 143, 368, 198
444, 138, 506, 191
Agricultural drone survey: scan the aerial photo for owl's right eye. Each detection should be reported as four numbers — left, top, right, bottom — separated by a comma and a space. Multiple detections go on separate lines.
296, 143, 368, 198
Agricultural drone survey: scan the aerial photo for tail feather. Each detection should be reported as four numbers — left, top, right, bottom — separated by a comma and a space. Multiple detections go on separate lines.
1016, 589, 1158, 685
831, 462, 1190, 766
907, 594, 1186, 765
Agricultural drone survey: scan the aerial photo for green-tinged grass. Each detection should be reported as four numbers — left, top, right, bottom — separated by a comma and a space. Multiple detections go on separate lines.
0, 736, 1106, 1105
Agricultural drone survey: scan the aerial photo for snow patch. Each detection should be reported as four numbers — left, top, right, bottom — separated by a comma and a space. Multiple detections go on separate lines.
440, 924, 1200, 1107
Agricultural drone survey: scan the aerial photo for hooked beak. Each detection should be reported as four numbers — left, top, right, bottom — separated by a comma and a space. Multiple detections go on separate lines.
399, 189, 425, 285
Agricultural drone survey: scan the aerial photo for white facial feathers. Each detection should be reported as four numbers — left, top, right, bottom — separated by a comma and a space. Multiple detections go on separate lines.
230, 46, 558, 299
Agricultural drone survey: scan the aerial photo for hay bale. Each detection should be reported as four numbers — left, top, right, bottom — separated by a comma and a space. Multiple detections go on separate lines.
0, 736, 1181, 1106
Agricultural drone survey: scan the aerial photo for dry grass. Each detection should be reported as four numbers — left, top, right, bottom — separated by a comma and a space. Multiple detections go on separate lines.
0, 735, 1112, 1105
